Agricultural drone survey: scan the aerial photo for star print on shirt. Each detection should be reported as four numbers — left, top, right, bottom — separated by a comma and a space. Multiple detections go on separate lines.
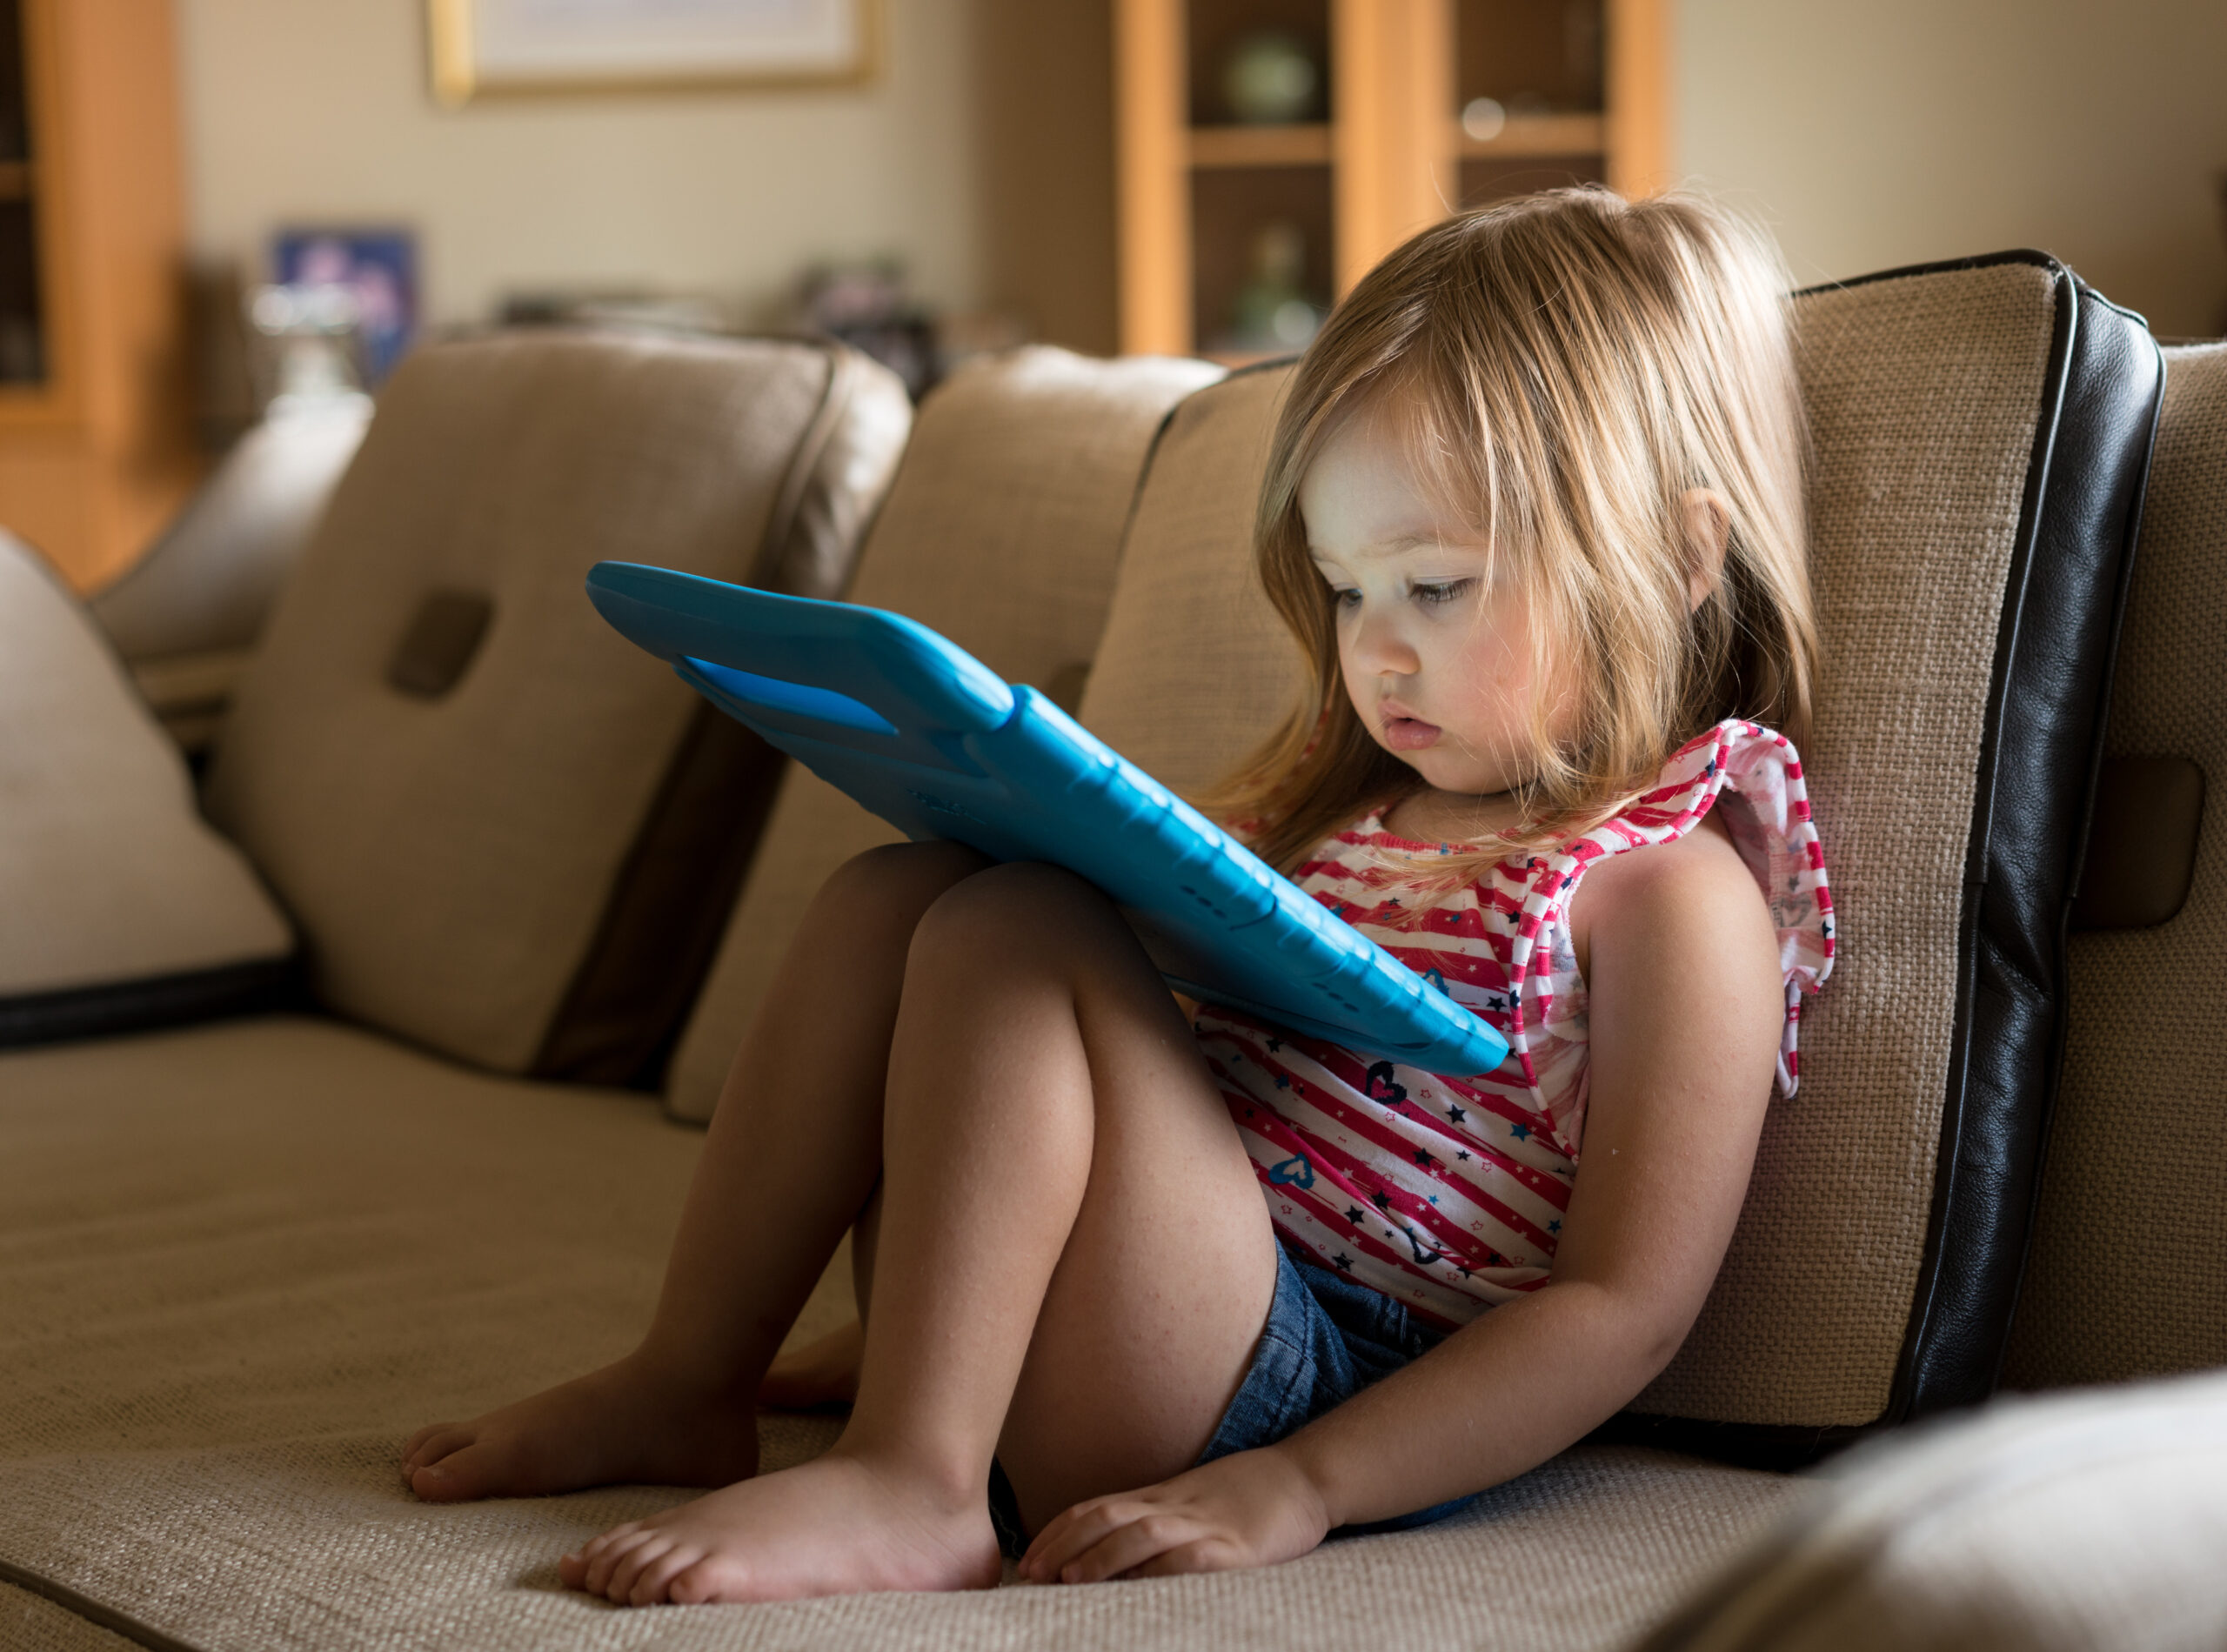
1412, 1148, 1434, 1166
1331, 1253, 1354, 1270
1455, 1149, 1471, 1160
1445, 1104, 1468, 1124
1345, 1206, 1367, 1225
1509, 1122, 1531, 1140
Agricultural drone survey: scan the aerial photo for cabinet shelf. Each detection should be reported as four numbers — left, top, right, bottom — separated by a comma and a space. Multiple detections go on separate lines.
1459, 111, 1604, 158
1116, 0, 1667, 357
1188, 123, 1334, 169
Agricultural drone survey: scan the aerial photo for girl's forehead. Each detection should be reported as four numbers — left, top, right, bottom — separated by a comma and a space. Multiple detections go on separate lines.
1301, 412, 1486, 557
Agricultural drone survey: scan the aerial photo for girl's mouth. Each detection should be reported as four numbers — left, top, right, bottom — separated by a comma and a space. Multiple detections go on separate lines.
1383, 715, 1441, 752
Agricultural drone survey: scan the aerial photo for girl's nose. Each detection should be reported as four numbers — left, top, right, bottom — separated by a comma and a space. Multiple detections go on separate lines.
1349, 608, 1422, 678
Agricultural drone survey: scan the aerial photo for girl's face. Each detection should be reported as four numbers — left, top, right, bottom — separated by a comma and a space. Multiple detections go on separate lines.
1299, 405, 1568, 799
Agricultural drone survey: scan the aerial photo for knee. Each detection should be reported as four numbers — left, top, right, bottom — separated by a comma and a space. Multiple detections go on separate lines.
815, 839, 989, 922
907, 861, 1112, 968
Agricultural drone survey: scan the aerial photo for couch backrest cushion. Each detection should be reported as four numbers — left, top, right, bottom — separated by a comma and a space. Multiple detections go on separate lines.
2003, 342, 2227, 1390
0, 532, 292, 1044
1078, 365, 1307, 791
91, 399, 372, 664
204, 332, 909, 1076
665, 347, 1221, 1122
1078, 256, 2161, 1459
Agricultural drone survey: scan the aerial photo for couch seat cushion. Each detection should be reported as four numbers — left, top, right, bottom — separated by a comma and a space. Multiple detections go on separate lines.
0, 1020, 1800, 1651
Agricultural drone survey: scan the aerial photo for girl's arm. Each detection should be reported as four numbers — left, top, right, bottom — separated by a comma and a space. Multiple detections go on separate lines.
1020, 821, 1787, 1580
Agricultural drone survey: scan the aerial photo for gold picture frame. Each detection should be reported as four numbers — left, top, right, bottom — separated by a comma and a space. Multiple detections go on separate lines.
427, 0, 879, 107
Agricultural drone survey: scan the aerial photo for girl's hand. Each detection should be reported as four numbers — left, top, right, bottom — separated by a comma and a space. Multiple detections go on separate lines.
1018, 1446, 1332, 1583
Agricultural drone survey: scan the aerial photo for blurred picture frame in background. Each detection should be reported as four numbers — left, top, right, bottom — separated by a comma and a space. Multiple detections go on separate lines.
427, 0, 878, 106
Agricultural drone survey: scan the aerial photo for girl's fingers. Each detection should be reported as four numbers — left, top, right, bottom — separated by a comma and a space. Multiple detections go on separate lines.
1130, 1536, 1229, 1579
1020, 1496, 1131, 1580
1060, 1514, 1194, 1583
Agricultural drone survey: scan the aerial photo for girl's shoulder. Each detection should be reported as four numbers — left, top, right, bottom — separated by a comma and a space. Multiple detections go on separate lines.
1567, 717, 1835, 997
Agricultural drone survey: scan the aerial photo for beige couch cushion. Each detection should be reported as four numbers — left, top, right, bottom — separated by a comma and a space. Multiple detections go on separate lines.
91, 398, 372, 664
1642, 1369, 2227, 1652
0, 531, 291, 1040
666, 347, 1221, 1122
2004, 343, 2227, 1388
0, 1583, 139, 1652
1080, 264, 2120, 1436
204, 332, 907, 1076
0, 1017, 1800, 1652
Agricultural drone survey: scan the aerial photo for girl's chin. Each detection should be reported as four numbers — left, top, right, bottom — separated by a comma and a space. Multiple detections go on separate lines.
1389, 749, 1508, 799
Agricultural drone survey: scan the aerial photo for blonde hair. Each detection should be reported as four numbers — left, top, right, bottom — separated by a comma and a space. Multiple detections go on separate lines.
1207, 186, 1818, 884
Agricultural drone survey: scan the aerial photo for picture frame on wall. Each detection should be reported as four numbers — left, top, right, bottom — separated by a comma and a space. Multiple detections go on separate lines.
426, 0, 879, 106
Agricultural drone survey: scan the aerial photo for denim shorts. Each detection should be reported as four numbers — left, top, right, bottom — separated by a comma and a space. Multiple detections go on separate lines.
986, 1235, 1482, 1558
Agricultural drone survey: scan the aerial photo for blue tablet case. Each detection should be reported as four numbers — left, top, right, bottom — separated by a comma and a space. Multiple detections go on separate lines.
586, 562, 1509, 1076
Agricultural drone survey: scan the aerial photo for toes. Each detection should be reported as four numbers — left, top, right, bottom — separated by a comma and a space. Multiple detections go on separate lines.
407, 1436, 516, 1502
400, 1425, 471, 1478
665, 1558, 734, 1606
628, 1542, 701, 1607
602, 1532, 672, 1605
399, 1421, 455, 1466
578, 1525, 653, 1598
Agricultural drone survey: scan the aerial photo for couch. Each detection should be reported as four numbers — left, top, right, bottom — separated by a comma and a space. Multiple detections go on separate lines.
2, 254, 2222, 1652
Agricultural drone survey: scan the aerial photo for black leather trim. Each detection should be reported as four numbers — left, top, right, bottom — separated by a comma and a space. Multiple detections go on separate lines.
1599, 251, 2164, 1469
0, 957, 302, 1050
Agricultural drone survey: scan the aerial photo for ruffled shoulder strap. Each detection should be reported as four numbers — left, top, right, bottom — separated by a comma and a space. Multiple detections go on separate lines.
1508, 719, 1836, 1094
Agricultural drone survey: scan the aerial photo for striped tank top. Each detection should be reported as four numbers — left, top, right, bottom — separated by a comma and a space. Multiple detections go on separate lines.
1194, 719, 1835, 1330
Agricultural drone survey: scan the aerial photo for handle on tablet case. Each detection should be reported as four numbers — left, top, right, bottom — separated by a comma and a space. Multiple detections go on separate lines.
588, 560, 1013, 774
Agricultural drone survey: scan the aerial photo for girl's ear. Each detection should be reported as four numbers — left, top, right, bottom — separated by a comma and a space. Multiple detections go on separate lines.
1680, 487, 1733, 612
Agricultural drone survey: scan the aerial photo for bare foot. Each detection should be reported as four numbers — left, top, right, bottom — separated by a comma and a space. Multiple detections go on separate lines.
400, 1354, 760, 1503
757, 1319, 863, 1411
559, 1450, 1000, 1605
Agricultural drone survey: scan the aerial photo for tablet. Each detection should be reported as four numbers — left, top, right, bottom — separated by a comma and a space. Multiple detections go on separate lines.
586, 561, 1509, 1076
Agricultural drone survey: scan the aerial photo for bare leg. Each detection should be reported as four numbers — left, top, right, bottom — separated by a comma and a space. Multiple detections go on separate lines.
399, 840, 988, 1502
562, 863, 1280, 1607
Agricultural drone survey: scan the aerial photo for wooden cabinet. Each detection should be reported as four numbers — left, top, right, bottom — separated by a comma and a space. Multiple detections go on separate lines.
0, 0, 197, 591
1115, 0, 1669, 358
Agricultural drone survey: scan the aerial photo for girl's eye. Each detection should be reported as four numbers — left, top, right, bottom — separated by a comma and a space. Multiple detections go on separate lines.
1332, 587, 1362, 611
1412, 579, 1475, 606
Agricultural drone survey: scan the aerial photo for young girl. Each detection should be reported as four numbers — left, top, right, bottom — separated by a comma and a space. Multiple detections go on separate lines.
399, 186, 1833, 1606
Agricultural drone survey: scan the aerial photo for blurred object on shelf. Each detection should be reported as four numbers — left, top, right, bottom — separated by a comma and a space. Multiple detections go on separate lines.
271, 228, 418, 385
1222, 30, 1318, 125
246, 279, 369, 412
797, 261, 1032, 400
1216, 218, 1321, 358
933, 309, 1031, 378
1461, 96, 1505, 142
797, 259, 935, 396
498, 289, 737, 337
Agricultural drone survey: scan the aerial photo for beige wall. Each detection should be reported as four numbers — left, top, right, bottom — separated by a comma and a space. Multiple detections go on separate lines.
1680, 0, 2227, 338
174, 3, 2225, 351
175, 0, 988, 328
